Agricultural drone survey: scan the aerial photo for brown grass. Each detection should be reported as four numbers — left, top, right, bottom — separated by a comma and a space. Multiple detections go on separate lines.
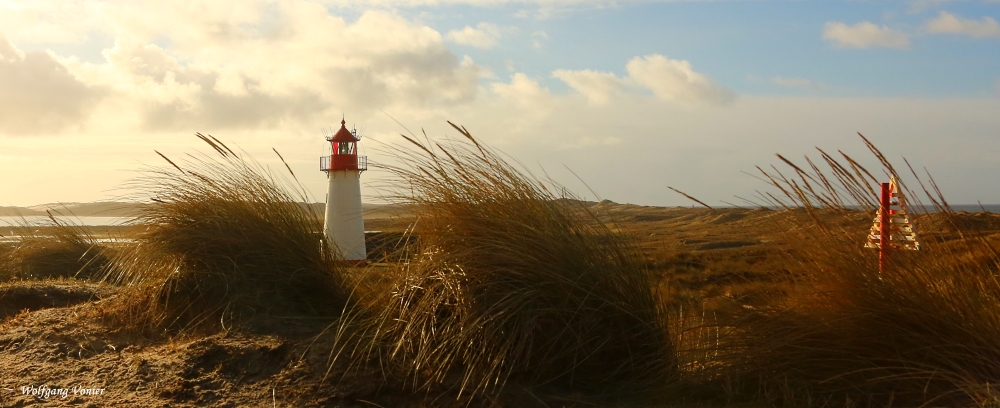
8, 123, 999, 407
685, 134, 1000, 406
329, 124, 677, 402
0, 211, 111, 282
98, 134, 349, 335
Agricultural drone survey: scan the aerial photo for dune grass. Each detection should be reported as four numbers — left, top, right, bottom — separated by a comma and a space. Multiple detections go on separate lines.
687, 134, 1000, 406
331, 124, 676, 401
0, 211, 110, 282
9, 122, 996, 406
99, 134, 348, 335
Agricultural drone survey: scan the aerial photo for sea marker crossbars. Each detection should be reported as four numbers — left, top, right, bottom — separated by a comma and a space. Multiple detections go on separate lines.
865, 176, 920, 272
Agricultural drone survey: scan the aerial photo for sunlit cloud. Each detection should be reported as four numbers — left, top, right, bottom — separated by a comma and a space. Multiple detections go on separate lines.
445, 22, 514, 49
552, 69, 624, 104
554, 55, 734, 106
926, 11, 1000, 38
626, 55, 735, 105
1, 5, 488, 136
823, 21, 910, 49
491, 73, 553, 111
0, 34, 107, 135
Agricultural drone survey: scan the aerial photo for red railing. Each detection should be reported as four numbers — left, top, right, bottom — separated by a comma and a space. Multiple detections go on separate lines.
320, 155, 367, 172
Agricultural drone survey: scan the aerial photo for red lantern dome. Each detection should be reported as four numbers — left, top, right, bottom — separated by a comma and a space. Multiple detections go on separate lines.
320, 119, 367, 173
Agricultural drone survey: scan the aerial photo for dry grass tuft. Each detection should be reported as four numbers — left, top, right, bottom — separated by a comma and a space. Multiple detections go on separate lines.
100, 135, 348, 335
0, 212, 110, 282
335, 124, 676, 400
697, 134, 1000, 406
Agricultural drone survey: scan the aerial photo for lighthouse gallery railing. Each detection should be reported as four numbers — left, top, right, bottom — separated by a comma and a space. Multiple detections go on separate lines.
320, 155, 368, 172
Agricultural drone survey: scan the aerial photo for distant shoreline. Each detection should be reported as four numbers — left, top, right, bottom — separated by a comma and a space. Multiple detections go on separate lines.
1, 203, 996, 227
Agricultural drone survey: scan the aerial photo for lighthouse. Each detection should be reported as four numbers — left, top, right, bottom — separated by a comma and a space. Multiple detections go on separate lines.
320, 119, 367, 261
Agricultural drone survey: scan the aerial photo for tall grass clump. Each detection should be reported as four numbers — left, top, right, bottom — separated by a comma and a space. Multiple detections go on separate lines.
0, 212, 110, 281
101, 134, 347, 334
342, 124, 676, 400
704, 134, 1000, 406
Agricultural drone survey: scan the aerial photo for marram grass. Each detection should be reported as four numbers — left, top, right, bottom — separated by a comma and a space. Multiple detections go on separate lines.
30, 124, 1000, 406
332, 124, 677, 401
99, 134, 348, 335
0, 211, 110, 282
688, 134, 1000, 407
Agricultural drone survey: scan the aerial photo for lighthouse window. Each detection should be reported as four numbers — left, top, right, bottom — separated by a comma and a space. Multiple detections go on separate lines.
337, 142, 355, 155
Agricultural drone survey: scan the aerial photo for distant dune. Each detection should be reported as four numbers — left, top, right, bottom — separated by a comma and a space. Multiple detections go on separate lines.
0, 202, 390, 218
0, 206, 44, 217
0, 202, 148, 217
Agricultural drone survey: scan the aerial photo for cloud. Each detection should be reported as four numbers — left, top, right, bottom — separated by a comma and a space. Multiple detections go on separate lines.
531, 30, 549, 49
926, 11, 1000, 38
771, 76, 828, 92
551, 69, 624, 104
487, 73, 555, 126
445, 22, 509, 49
823, 21, 910, 49
552, 54, 734, 106
0, 34, 24, 62
0, 34, 106, 135
0, 2, 107, 44
3, 4, 486, 135
492, 73, 552, 107
625, 54, 735, 105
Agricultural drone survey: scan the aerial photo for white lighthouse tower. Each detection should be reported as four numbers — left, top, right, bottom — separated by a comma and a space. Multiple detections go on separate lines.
320, 118, 367, 261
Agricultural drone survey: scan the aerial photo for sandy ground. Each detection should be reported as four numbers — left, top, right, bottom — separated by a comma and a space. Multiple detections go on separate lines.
0, 288, 396, 407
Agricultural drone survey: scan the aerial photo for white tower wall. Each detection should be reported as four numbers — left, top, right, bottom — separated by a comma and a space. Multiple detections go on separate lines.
324, 170, 366, 260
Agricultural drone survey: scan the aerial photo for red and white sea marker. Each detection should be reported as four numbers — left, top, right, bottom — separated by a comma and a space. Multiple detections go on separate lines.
320, 118, 368, 262
865, 176, 919, 272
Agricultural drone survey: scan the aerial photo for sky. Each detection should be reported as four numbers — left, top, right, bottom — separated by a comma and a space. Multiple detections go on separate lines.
1, 0, 999, 207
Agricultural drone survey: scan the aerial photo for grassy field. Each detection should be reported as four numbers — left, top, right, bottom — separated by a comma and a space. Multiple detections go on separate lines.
1, 130, 999, 407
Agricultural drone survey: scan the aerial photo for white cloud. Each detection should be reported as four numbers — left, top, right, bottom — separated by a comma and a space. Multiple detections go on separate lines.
823, 21, 910, 49
446, 22, 508, 49
0, 34, 106, 135
0, 3, 486, 135
491, 73, 552, 107
552, 69, 624, 104
485, 73, 556, 128
626, 54, 735, 105
0, 2, 108, 44
926, 11, 1000, 38
552, 54, 734, 106
0, 34, 25, 62
771, 76, 828, 92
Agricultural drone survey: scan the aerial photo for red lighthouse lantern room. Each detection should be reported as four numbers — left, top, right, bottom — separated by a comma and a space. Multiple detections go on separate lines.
321, 119, 368, 173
